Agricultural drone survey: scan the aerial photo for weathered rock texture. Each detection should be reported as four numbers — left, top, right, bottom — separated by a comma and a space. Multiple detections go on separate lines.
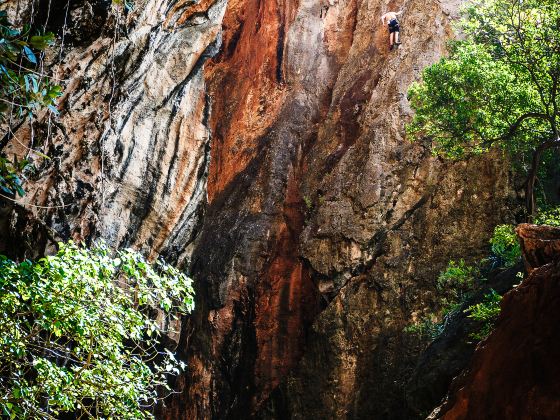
163, 0, 517, 418
3, 0, 226, 264
516, 224, 560, 273
432, 224, 560, 420
2, 0, 522, 418
405, 263, 522, 418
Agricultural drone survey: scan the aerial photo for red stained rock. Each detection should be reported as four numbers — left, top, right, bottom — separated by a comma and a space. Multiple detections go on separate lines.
253, 172, 319, 404
516, 223, 560, 273
205, 0, 293, 200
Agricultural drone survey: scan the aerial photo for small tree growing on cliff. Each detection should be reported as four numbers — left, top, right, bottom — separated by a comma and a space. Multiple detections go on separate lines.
407, 0, 560, 217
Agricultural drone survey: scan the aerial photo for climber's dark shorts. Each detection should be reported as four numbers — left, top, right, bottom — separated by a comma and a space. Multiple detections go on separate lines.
388, 19, 400, 33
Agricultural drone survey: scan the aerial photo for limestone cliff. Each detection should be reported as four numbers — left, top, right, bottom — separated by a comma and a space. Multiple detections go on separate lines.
1, 0, 520, 418
2, 0, 226, 264
164, 0, 516, 418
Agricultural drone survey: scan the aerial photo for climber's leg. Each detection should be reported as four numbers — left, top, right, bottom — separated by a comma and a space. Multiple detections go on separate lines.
388, 21, 400, 50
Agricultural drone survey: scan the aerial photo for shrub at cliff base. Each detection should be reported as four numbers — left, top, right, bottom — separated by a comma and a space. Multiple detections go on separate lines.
464, 289, 502, 341
408, 0, 560, 217
406, 224, 523, 341
489, 224, 521, 268
0, 242, 194, 419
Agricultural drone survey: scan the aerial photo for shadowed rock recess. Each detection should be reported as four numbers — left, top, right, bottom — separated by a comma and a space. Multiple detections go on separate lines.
1, 0, 526, 418
431, 225, 560, 420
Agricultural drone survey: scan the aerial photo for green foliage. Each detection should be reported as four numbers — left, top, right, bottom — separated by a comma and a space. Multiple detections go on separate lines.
0, 241, 194, 419
437, 259, 478, 294
408, 42, 537, 158
464, 289, 502, 340
490, 224, 521, 267
0, 155, 29, 197
407, 251, 510, 342
407, 260, 483, 340
0, 11, 61, 121
407, 224, 521, 343
404, 317, 444, 341
534, 206, 560, 227
0, 11, 62, 197
407, 0, 560, 214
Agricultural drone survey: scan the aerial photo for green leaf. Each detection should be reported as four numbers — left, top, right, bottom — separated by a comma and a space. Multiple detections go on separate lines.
22, 46, 37, 64
0, 242, 194, 418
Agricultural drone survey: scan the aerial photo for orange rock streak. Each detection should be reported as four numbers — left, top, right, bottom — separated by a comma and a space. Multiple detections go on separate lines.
205, 0, 298, 200
253, 171, 319, 405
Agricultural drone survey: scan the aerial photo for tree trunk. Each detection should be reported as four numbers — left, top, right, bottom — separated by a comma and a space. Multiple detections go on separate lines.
525, 138, 560, 220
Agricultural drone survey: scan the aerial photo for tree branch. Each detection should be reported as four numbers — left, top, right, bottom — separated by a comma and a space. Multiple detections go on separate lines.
500, 112, 552, 140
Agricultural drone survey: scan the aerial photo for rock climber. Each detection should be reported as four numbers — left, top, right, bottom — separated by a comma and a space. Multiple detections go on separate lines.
381, 10, 403, 50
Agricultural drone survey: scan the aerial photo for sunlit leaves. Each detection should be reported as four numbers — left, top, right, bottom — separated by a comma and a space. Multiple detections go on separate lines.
0, 11, 61, 121
464, 289, 502, 341
489, 224, 522, 267
0, 242, 194, 419
0, 155, 29, 196
407, 0, 559, 159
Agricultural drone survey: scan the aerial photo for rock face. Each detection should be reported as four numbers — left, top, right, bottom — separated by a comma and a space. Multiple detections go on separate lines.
516, 224, 560, 273
2, 0, 520, 418
164, 0, 517, 418
432, 224, 560, 420
2, 0, 226, 264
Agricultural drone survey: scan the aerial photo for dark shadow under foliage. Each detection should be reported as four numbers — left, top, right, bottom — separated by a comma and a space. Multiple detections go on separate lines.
404, 263, 524, 418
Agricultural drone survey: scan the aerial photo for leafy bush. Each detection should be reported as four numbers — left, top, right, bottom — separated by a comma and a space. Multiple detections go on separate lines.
534, 207, 560, 227
407, 223, 521, 343
464, 289, 502, 341
489, 224, 521, 268
0, 242, 193, 419
406, 260, 482, 340
0, 11, 61, 120
437, 259, 479, 295
404, 317, 444, 341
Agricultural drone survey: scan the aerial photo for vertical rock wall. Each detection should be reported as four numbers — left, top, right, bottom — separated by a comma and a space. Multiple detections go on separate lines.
164, 0, 517, 418
3, 0, 226, 264
2, 0, 520, 418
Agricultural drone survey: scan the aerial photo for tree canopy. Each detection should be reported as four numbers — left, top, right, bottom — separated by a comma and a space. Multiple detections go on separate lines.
408, 0, 560, 215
